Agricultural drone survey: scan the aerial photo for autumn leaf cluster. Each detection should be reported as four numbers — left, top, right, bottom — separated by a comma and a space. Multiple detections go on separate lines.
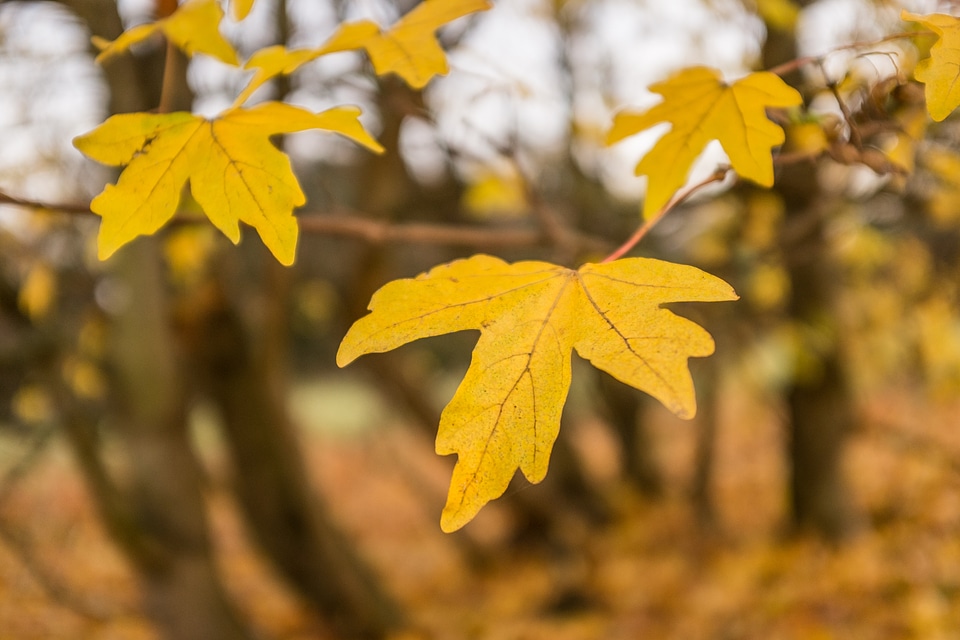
72, 1, 960, 530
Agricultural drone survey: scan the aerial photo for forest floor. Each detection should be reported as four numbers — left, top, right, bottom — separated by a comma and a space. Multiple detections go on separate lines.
0, 378, 959, 640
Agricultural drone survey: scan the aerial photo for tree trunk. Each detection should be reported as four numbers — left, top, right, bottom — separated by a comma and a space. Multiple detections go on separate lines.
690, 357, 719, 527
764, 19, 861, 540
106, 242, 255, 640
182, 253, 404, 639
597, 374, 663, 497
54, 1, 257, 636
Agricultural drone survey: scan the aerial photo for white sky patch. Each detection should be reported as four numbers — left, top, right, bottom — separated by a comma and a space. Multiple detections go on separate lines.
0, 2, 105, 210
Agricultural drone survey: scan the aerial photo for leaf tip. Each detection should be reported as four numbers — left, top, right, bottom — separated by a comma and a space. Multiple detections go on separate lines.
439, 506, 472, 533
335, 343, 357, 368
96, 236, 119, 262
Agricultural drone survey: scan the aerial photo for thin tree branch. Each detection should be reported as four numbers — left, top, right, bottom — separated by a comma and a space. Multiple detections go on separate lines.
0, 190, 611, 252
767, 31, 933, 78
0, 190, 92, 216
299, 210, 610, 252
602, 166, 732, 263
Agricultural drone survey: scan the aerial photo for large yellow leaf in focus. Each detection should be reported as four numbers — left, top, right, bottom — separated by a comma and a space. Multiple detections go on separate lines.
93, 0, 238, 66
606, 67, 802, 219
74, 102, 383, 266
338, 255, 737, 531
902, 11, 960, 122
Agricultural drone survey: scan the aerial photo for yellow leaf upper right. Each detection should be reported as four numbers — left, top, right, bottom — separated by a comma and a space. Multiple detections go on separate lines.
606, 67, 802, 219
903, 11, 960, 122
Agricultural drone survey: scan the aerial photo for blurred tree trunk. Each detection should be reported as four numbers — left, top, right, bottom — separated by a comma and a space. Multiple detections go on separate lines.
185, 255, 404, 638
690, 357, 719, 527
763, 18, 860, 540
108, 243, 252, 640
597, 375, 663, 497
52, 1, 256, 637
180, 0, 403, 634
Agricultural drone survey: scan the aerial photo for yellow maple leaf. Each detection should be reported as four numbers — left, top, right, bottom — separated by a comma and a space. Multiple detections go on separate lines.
606, 66, 802, 219
236, 0, 491, 104
19, 263, 56, 322
236, 23, 381, 106
902, 11, 960, 122
74, 102, 383, 266
361, 0, 492, 88
338, 254, 737, 531
231, 0, 255, 21
93, 0, 238, 66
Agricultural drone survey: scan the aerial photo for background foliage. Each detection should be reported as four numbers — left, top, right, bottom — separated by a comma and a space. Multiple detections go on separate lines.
1, 0, 960, 638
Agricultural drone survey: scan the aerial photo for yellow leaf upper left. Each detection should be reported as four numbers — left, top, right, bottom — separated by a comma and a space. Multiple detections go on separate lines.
93, 0, 238, 66
74, 102, 383, 265
606, 66, 802, 219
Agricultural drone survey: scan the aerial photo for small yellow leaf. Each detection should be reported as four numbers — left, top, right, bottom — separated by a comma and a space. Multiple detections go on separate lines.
883, 106, 928, 174
461, 169, 529, 219
362, 0, 492, 88
231, 0, 255, 21
785, 121, 829, 156
95, 0, 238, 66
902, 10, 960, 121
63, 357, 107, 401
12, 385, 54, 424
236, 0, 491, 103
74, 102, 383, 266
237, 23, 380, 106
19, 264, 56, 322
755, 0, 800, 32
606, 66, 802, 219
921, 146, 960, 224
338, 254, 737, 531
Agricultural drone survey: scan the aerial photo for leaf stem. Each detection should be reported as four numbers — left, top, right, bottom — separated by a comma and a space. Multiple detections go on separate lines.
601, 166, 731, 264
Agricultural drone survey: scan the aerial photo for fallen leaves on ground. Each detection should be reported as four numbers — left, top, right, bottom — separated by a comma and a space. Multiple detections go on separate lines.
2, 385, 959, 639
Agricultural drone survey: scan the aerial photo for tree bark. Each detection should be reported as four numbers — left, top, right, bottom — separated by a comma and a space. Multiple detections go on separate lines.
53, 0, 257, 636
764, 20, 861, 540
597, 374, 663, 498
187, 260, 404, 638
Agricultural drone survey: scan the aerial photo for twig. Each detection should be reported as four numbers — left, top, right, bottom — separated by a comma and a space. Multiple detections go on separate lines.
0, 190, 610, 252
0, 191, 92, 216
767, 31, 933, 78
299, 210, 610, 252
819, 60, 862, 149
601, 166, 732, 263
